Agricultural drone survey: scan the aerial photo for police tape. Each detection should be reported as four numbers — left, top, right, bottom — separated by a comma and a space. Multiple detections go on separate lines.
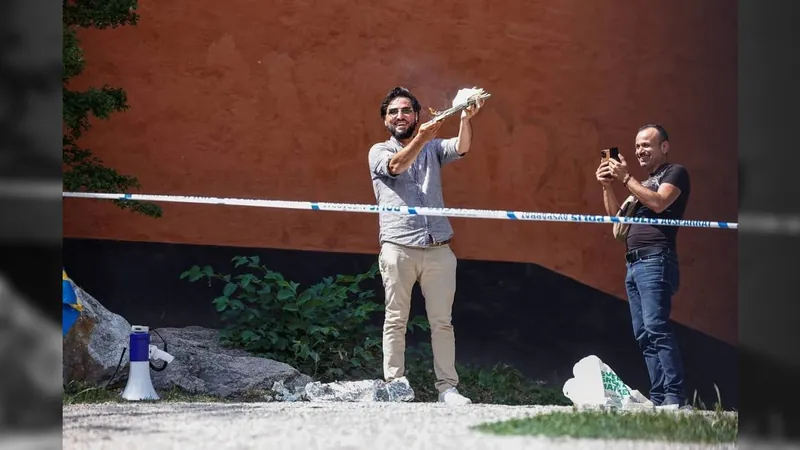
62, 191, 739, 230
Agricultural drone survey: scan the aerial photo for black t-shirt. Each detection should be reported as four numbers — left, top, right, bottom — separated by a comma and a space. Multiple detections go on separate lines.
626, 163, 691, 251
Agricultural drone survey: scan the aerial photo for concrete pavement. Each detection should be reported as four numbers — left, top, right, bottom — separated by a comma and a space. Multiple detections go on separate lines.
62, 402, 737, 450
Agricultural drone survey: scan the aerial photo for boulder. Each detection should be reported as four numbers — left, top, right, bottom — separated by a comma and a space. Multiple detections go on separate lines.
60, 282, 313, 398
62, 284, 131, 386
150, 326, 313, 398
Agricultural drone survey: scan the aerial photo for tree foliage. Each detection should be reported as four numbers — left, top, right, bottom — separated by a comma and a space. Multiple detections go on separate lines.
63, 0, 161, 217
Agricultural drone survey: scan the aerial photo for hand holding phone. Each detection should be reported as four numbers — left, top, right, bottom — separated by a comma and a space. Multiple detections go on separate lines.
596, 162, 613, 185
600, 147, 620, 162
597, 147, 618, 185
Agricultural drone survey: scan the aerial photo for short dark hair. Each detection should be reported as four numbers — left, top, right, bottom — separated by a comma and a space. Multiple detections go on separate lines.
638, 123, 669, 143
379, 86, 421, 118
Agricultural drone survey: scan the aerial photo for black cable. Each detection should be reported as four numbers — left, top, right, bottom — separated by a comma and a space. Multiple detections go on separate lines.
105, 347, 127, 389
149, 328, 169, 372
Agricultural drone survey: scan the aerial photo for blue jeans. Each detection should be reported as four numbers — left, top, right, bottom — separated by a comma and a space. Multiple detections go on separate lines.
625, 247, 686, 406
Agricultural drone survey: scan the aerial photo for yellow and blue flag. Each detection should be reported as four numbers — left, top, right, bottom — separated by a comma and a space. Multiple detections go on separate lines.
62, 269, 82, 336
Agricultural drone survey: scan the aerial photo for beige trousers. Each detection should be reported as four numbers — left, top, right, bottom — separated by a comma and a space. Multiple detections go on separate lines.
378, 241, 458, 393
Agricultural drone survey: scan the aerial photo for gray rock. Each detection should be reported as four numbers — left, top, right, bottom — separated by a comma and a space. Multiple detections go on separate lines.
62, 284, 132, 386
149, 326, 313, 398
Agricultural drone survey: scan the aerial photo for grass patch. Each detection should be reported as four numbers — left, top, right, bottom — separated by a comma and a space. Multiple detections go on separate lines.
62, 381, 267, 405
475, 409, 738, 443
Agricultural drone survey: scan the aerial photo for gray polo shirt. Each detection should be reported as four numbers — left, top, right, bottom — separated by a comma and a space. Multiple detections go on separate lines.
368, 135, 463, 247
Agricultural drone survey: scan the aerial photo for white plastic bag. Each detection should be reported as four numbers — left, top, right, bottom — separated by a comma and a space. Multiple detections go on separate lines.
304, 376, 414, 403
452, 87, 484, 108
562, 355, 654, 409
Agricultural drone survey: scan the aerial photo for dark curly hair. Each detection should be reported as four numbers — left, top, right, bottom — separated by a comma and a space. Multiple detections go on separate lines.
379, 86, 421, 118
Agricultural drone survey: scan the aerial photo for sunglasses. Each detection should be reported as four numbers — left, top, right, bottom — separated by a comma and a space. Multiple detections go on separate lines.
386, 107, 414, 117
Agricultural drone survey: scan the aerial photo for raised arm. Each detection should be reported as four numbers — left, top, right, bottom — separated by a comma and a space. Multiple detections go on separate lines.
609, 156, 686, 213
454, 98, 484, 156
597, 160, 621, 215
622, 177, 681, 213
455, 117, 473, 156
376, 120, 443, 175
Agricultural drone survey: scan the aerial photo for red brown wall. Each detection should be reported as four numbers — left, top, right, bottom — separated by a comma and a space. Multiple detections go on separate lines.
63, 0, 738, 345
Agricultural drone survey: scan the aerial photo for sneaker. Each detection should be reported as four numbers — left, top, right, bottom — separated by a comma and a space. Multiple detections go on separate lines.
656, 398, 688, 411
655, 403, 680, 411
438, 387, 472, 405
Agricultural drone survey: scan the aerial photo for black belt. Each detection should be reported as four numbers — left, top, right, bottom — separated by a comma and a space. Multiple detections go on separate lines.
385, 239, 451, 249
428, 239, 451, 247
625, 246, 671, 263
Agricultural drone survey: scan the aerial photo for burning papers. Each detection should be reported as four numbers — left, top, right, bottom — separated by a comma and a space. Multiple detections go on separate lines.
428, 87, 491, 123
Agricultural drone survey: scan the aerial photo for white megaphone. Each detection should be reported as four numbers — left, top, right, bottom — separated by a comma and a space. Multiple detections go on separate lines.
121, 325, 174, 401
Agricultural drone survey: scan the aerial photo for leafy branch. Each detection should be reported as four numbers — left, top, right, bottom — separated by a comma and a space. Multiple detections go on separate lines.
62, 0, 161, 217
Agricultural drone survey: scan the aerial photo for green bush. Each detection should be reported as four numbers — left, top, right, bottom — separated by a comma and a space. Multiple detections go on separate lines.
404, 348, 571, 405
180, 256, 429, 381
181, 255, 568, 405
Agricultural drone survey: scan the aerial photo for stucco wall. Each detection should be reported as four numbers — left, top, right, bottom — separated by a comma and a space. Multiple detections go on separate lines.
62, 0, 738, 344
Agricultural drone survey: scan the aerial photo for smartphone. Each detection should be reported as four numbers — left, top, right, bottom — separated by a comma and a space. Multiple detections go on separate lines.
601, 147, 620, 162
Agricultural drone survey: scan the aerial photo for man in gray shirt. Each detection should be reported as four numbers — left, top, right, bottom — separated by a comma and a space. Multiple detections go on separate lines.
368, 86, 483, 405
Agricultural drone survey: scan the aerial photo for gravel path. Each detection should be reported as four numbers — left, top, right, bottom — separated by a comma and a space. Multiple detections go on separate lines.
63, 402, 737, 450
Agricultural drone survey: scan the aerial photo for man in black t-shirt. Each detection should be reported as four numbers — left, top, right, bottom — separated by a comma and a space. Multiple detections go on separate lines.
595, 123, 690, 409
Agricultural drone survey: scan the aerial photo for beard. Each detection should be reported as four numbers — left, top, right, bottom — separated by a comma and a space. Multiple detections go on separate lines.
387, 120, 417, 140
